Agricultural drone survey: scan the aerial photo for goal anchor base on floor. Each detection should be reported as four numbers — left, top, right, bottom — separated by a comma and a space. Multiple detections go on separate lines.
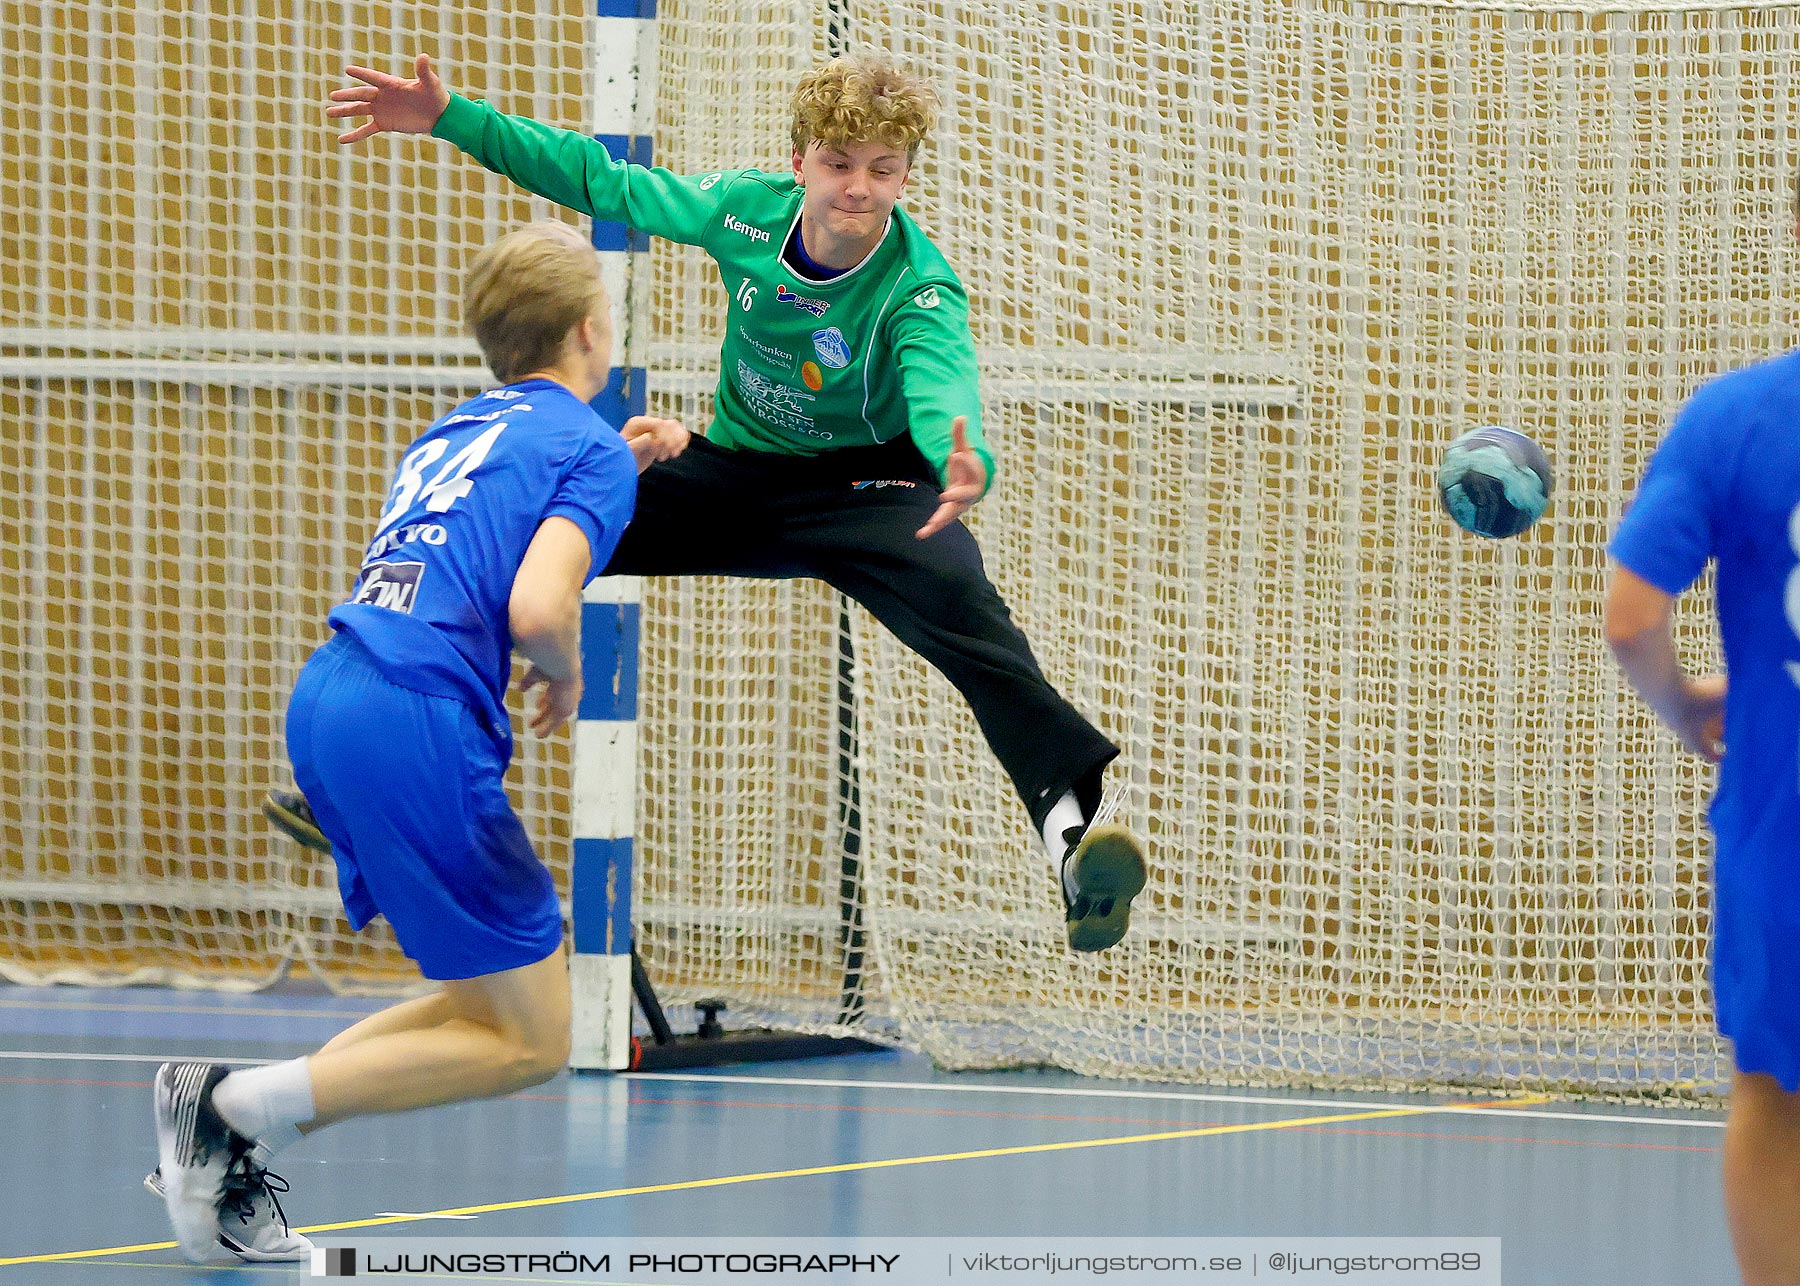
603, 947, 885, 1072
628, 1029, 887, 1071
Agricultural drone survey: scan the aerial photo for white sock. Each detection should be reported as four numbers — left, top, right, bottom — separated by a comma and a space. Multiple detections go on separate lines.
213, 1057, 316, 1155
1040, 790, 1088, 886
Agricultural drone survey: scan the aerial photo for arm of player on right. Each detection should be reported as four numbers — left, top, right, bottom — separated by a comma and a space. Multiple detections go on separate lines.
326, 55, 726, 245
1605, 386, 1728, 763
509, 515, 594, 738
1603, 565, 1727, 762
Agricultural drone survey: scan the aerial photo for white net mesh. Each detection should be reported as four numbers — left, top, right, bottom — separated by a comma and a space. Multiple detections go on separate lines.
0, 2, 590, 989
633, 0, 1799, 1097
4, 0, 1794, 1095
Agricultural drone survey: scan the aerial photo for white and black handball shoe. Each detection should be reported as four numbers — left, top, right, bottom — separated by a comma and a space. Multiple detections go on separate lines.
150, 1062, 250, 1261
146, 1153, 312, 1263
216, 1150, 312, 1261
1059, 822, 1149, 953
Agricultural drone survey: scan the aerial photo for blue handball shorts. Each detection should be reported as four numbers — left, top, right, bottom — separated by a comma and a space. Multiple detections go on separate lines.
285, 634, 564, 982
1712, 858, 1800, 1091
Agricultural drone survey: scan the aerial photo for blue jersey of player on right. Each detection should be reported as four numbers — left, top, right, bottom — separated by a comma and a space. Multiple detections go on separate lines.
1610, 347, 1800, 1089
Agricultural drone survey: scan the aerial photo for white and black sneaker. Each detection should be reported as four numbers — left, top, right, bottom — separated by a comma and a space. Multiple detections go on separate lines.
151, 1062, 249, 1261
1060, 822, 1148, 953
147, 1153, 312, 1262
217, 1149, 312, 1261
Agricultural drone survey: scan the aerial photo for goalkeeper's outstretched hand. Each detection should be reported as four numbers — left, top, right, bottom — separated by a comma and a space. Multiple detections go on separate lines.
328, 54, 451, 145
917, 416, 986, 540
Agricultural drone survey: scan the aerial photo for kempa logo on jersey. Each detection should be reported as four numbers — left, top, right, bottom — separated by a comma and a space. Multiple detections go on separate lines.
699, 172, 723, 191
914, 287, 941, 309
812, 327, 852, 369
722, 214, 769, 244
352, 561, 425, 614
776, 283, 830, 317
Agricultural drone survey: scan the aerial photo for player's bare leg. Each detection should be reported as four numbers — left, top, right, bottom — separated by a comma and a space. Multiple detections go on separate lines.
302, 948, 571, 1128
1723, 1070, 1800, 1285
315, 991, 458, 1055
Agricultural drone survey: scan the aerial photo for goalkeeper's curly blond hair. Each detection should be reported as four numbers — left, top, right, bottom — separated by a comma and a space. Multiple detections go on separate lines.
790, 54, 937, 165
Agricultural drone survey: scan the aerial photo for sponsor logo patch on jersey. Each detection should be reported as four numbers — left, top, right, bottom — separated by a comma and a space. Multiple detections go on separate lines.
776, 283, 831, 317
812, 326, 852, 369
443, 404, 530, 427
914, 286, 941, 309
734, 359, 828, 437
723, 213, 770, 244
699, 172, 723, 191
737, 325, 795, 373
352, 561, 425, 614
851, 479, 920, 491
800, 361, 823, 390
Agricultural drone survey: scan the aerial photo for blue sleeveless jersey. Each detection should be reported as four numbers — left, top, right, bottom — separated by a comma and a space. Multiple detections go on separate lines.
327, 378, 637, 747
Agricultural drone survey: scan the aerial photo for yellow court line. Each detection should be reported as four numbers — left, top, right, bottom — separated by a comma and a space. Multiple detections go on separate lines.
0, 1093, 1552, 1267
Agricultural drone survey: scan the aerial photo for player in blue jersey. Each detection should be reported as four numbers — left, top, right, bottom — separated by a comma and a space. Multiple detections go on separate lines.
147, 222, 688, 1263
1606, 189, 1800, 1285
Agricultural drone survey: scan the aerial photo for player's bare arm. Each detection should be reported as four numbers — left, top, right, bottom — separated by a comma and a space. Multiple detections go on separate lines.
1604, 563, 1726, 762
510, 515, 593, 737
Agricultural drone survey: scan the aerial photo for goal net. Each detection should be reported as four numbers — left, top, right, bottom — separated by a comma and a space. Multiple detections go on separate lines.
4, 0, 1796, 1095
633, 0, 1798, 1097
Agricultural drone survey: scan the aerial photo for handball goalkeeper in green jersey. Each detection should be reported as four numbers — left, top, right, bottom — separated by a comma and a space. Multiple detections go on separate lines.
290, 51, 1146, 952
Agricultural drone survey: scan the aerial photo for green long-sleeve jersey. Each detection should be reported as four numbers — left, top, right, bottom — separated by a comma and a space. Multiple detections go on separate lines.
433, 94, 993, 488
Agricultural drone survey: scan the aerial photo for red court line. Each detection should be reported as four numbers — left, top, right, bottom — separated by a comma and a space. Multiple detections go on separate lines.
3, 1077, 1719, 1155
612, 1093, 1720, 1156
1308, 1124, 1718, 1154
619, 1093, 1208, 1128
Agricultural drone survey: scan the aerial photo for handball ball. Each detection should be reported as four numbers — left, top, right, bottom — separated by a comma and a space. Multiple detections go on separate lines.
1436, 426, 1553, 539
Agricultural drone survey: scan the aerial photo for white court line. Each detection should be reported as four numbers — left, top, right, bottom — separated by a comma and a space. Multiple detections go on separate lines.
0, 1049, 1728, 1131
624, 1071, 1729, 1131
0, 1051, 279, 1066
0, 998, 376, 1019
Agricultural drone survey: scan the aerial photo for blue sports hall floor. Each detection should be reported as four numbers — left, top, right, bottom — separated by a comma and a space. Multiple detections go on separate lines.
0, 982, 1734, 1284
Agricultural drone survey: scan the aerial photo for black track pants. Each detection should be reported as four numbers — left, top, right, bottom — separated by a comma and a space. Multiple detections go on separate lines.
604, 435, 1118, 829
